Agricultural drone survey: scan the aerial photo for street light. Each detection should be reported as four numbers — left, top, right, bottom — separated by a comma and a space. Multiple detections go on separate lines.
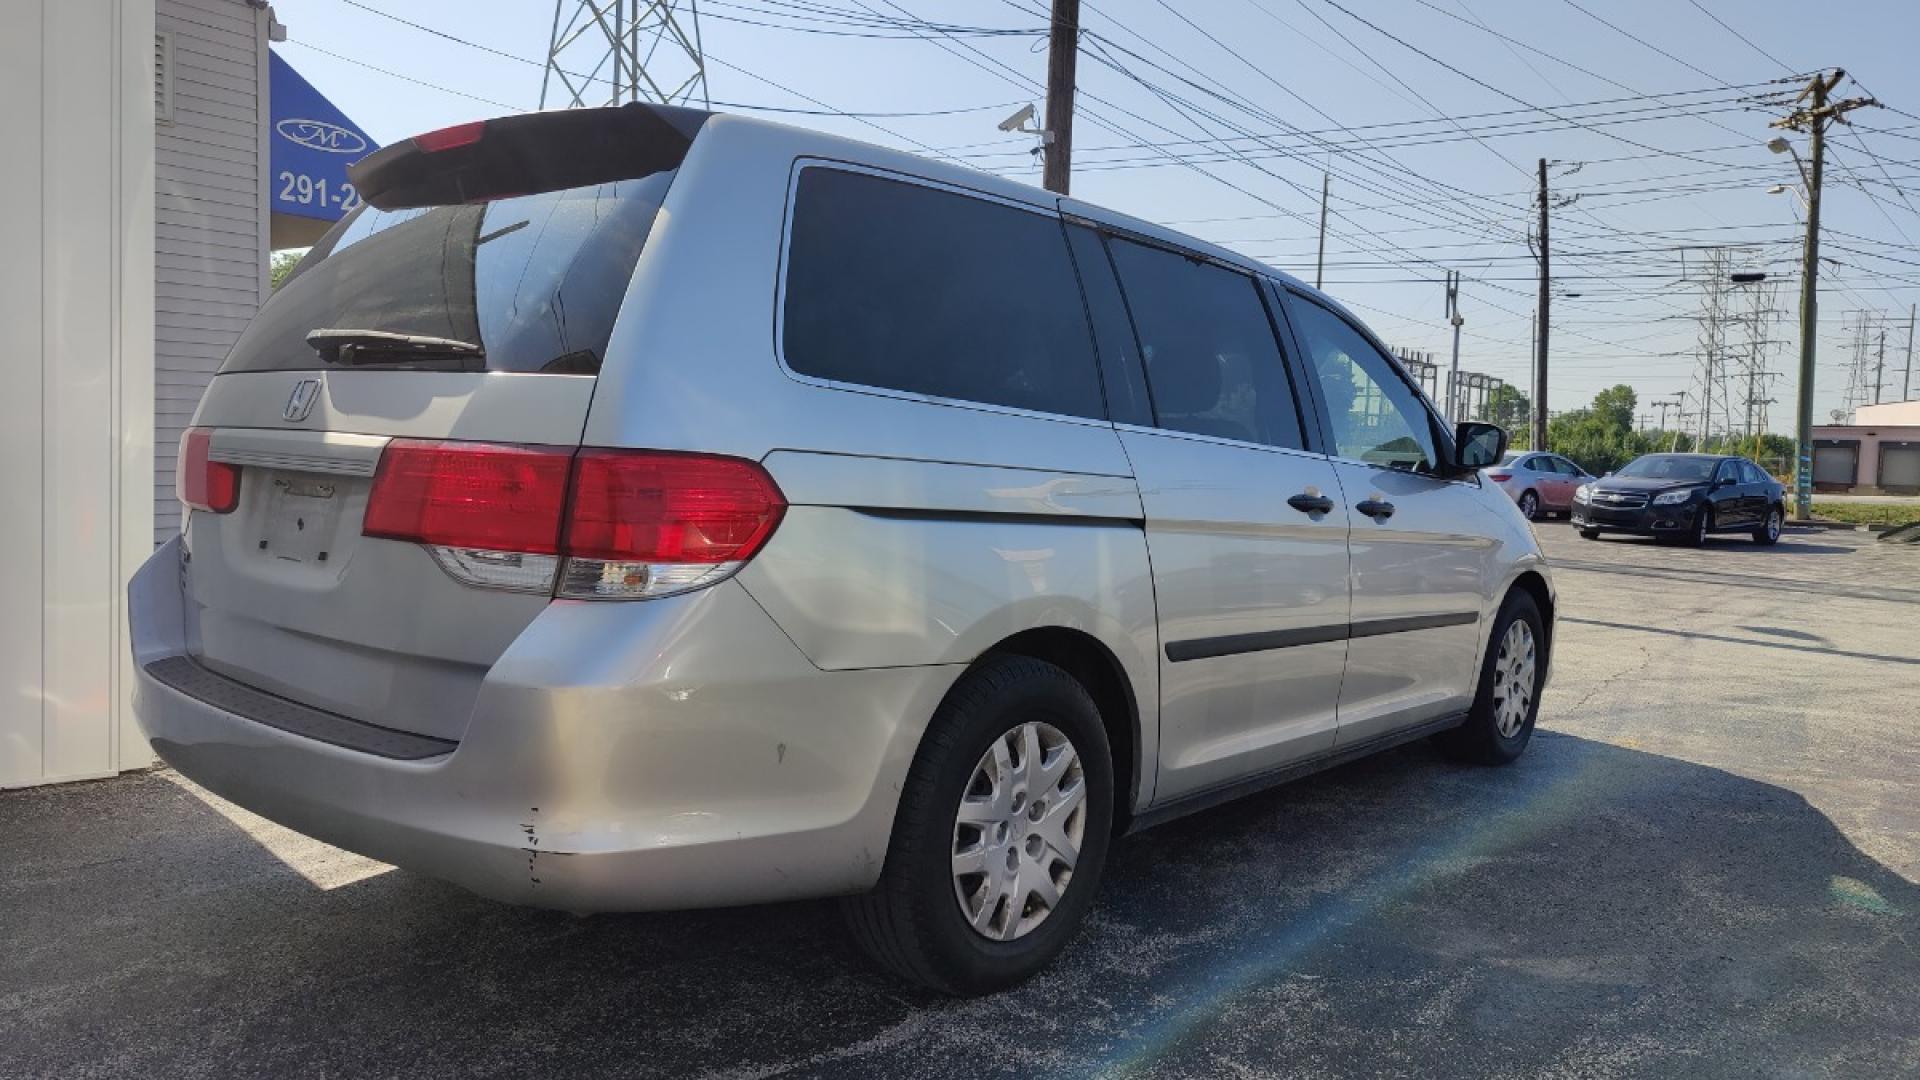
1769, 135, 1811, 188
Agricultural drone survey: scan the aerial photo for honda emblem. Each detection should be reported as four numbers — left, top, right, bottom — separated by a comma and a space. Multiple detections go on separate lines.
283, 378, 321, 423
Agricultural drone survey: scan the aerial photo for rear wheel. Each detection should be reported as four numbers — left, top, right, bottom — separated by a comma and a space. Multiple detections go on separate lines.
842, 656, 1114, 996
1518, 490, 1541, 520
1753, 505, 1782, 545
1437, 591, 1544, 766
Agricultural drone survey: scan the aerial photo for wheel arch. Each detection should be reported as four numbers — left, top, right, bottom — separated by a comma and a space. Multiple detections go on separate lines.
980, 627, 1143, 835
1505, 569, 1556, 663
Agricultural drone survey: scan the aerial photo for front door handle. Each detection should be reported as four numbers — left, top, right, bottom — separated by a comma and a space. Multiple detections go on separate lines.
1356, 498, 1396, 520
1287, 492, 1336, 515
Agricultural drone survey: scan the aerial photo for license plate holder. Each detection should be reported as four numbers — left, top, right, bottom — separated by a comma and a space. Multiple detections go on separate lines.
261, 473, 341, 564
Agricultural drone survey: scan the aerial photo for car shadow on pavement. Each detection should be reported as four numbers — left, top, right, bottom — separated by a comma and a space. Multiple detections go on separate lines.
3, 732, 1915, 1079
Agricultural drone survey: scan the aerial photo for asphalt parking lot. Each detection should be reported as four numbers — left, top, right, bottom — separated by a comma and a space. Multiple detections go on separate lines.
4, 523, 1917, 1079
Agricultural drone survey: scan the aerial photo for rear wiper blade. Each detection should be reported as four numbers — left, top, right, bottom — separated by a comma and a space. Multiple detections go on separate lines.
305, 328, 485, 365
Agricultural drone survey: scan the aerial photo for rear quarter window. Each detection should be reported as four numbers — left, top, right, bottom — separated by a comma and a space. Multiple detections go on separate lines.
780, 167, 1105, 420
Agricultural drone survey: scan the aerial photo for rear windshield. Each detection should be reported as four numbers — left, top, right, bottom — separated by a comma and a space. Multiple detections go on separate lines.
222, 171, 674, 374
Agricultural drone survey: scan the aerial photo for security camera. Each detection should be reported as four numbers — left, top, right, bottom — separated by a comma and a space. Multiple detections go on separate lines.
997, 103, 1038, 133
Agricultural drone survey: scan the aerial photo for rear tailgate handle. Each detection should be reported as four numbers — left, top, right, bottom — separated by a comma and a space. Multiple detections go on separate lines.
1287, 493, 1336, 515
1356, 499, 1396, 520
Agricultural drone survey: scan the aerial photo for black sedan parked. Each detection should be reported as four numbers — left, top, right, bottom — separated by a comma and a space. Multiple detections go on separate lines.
1571, 453, 1785, 545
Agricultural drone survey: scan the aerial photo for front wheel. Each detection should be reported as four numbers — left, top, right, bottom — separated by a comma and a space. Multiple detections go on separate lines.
1689, 505, 1713, 547
841, 655, 1114, 996
1578, 527, 1600, 540
1753, 505, 1782, 545
1437, 591, 1545, 766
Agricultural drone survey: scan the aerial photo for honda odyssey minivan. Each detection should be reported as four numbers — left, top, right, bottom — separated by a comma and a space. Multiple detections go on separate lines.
130, 104, 1555, 995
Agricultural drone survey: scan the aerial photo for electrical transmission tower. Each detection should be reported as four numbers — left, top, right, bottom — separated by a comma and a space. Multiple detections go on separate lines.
1690, 248, 1733, 452
541, 0, 709, 110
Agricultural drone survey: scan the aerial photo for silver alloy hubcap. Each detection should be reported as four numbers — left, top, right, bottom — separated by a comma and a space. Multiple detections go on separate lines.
1492, 620, 1537, 739
1520, 492, 1538, 519
952, 721, 1085, 941
1767, 511, 1781, 540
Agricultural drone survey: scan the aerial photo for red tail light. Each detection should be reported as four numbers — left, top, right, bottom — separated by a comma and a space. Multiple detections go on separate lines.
1487, 471, 1513, 482
177, 428, 241, 514
566, 450, 785, 563
362, 441, 785, 599
412, 120, 486, 153
363, 440, 573, 553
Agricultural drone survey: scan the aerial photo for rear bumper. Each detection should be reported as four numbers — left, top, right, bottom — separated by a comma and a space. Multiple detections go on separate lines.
130, 537, 959, 912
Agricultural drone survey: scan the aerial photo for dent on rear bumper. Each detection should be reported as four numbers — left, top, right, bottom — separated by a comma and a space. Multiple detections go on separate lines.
130, 538, 960, 912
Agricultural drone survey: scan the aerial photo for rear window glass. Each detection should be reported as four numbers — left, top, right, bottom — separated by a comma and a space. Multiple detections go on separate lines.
222, 172, 674, 374
1107, 238, 1304, 450
781, 167, 1105, 420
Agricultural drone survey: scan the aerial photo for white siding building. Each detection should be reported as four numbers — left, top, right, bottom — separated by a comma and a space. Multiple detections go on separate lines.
2, 0, 275, 787
156, 0, 271, 542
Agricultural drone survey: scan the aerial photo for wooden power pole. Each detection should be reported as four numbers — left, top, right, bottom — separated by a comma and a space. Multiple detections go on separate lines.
1532, 158, 1550, 453
1041, 0, 1080, 195
1771, 69, 1877, 518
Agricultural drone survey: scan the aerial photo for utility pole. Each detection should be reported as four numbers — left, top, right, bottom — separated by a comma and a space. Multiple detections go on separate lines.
1771, 70, 1877, 519
1653, 396, 1678, 433
1905, 304, 1916, 401
1875, 327, 1887, 404
1315, 171, 1330, 289
1041, 0, 1080, 196
1444, 270, 1463, 422
1533, 158, 1550, 453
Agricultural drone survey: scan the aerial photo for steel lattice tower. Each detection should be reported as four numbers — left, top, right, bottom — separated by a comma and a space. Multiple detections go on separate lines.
540, 1, 708, 110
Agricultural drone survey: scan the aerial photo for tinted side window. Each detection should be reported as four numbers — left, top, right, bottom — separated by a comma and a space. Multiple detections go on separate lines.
782, 168, 1104, 419
1106, 238, 1304, 450
1743, 461, 1770, 484
1287, 298, 1439, 471
1063, 225, 1153, 427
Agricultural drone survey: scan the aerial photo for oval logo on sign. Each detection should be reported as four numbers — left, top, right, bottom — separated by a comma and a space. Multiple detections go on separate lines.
275, 118, 368, 155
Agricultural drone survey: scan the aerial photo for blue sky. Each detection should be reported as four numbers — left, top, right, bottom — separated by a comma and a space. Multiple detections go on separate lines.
268, 0, 1920, 429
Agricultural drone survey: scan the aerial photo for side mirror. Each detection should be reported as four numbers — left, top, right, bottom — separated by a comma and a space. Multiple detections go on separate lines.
1453, 422, 1507, 474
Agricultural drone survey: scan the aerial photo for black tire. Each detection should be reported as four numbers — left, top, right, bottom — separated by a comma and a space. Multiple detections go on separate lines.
1753, 504, 1783, 545
1688, 504, 1712, 547
1517, 490, 1541, 521
1578, 527, 1600, 540
841, 655, 1114, 996
1436, 591, 1546, 766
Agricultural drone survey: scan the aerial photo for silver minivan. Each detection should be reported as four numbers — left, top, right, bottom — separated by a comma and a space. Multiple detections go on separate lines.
130, 105, 1555, 995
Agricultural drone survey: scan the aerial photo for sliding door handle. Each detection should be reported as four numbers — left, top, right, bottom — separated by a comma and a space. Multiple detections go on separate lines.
1287, 493, 1336, 515
1356, 498, 1396, 520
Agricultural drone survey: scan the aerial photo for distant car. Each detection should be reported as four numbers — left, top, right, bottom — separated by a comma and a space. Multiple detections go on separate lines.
1571, 453, 1785, 545
1483, 451, 1594, 521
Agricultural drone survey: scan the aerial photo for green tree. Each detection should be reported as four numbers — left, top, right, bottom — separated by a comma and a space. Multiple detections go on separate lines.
1480, 384, 1531, 431
1548, 385, 1650, 474
1590, 384, 1637, 431
270, 249, 306, 291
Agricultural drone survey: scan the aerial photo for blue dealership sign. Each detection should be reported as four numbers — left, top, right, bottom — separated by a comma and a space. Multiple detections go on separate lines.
269, 51, 379, 222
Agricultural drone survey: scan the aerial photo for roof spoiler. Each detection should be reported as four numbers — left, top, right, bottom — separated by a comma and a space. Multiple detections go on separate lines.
349, 103, 713, 210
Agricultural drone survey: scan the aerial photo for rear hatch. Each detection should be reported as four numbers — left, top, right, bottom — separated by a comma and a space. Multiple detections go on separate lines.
179, 105, 708, 742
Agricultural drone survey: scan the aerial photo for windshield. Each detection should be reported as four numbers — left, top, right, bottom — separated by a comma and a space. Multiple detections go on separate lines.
222, 172, 674, 374
1614, 455, 1717, 482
